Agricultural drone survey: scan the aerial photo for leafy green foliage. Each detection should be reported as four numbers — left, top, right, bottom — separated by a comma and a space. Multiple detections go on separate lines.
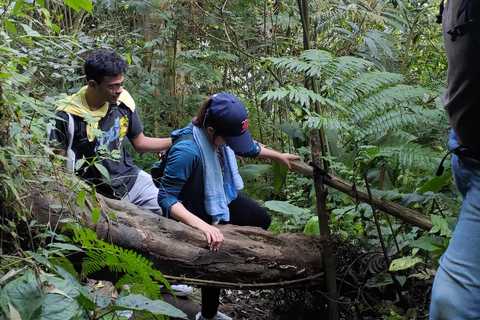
0, 269, 88, 320
68, 226, 170, 301
113, 294, 187, 319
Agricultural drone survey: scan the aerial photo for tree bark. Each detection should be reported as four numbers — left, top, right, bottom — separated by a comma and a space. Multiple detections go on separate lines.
25, 183, 324, 289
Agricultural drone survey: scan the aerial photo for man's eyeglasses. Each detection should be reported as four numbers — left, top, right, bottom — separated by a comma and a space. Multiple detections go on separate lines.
106, 77, 128, 91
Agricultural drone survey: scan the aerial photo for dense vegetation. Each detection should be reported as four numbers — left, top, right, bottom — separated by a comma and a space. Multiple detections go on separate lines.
0, 0, 456, 319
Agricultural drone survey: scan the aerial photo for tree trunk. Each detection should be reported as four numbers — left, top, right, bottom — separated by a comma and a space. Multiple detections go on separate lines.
25, 183, 324, 289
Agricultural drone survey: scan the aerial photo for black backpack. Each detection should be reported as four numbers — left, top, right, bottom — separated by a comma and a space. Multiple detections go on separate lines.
437, 0, 480, 41
151, 133, 193, 188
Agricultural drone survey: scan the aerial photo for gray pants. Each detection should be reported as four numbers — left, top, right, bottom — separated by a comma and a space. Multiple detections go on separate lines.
122, 170, 163, 215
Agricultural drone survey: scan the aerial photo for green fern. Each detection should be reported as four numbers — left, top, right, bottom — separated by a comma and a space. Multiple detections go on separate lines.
67, 225, 170, 301
261, 49, 442, 178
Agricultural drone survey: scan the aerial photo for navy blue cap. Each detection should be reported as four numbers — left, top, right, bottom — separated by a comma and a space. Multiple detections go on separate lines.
205, 93, 254, 153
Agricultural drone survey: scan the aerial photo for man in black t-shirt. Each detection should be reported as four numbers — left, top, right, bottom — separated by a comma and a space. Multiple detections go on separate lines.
49, 49, 172, 214
49, 49, 193, 297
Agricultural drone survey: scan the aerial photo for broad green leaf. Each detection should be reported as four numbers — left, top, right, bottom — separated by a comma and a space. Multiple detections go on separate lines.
4, 20, 17, 35
264, 200, 309, 215
389, 256, 423, 271
304, 216, 319, 234
411, 235, 443, 252
238, 164, 271, 182
0, 270, 83, 320
417, 174, 452, 193
51, 23, 60, 34
75, 158, 86, 171
62, 0, 93, 13
238, 168, 261, 182
113, 294, 187, 318
430, 214, 452, 237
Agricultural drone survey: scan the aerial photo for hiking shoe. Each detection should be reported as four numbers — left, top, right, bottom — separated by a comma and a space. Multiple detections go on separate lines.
195, 311, 232, 320
169, 284, 193, 297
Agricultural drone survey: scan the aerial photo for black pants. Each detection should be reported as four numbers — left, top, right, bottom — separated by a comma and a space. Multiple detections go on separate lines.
201, 194, 271, 318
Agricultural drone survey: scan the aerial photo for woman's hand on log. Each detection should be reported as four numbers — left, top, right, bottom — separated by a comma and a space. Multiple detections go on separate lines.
200, 224, 225, 251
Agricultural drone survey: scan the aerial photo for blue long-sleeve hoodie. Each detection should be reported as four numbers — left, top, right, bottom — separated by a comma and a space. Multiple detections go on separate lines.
157, 124, 261, 224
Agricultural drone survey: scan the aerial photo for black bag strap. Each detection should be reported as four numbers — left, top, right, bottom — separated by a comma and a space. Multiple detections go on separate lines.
151, 133, 193, 187
444, 0, 480, 41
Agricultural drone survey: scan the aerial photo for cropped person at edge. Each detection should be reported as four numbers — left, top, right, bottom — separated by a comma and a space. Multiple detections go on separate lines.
429, 1, 480, 319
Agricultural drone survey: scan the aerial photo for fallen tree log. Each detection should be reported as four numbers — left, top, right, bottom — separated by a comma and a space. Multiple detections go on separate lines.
14, 157, 432, 290
26, 184, 324, 289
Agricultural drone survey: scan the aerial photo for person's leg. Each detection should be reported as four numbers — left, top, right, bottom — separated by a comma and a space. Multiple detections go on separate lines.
200, 287, 221, 318
430, 154, 480, 319
227, 193, 271, 229
122, 170, 163, 215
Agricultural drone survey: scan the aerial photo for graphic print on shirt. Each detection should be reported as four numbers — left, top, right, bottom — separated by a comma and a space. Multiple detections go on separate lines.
97, 115, 129, 150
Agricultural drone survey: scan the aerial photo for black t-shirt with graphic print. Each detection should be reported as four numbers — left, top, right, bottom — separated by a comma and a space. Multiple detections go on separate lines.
50, 102, 144, 199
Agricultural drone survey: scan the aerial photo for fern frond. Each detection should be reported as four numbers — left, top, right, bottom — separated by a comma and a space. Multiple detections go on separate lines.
336, 71, 404, 104
313, 10, 347, 35
355, 110, 423, 140
261, 86, 340, 109
73, 227, 169, 300
350, 85, 429, 120
376, 142, 441, 170
264, 57, 314, 74
303, 113, 353, 134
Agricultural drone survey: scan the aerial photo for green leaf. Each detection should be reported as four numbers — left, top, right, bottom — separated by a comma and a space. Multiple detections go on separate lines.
389, 256, 423, 271
92, 207, 100, 224
76, 190, 86, 210
0, 270, 83, 320
304, 216, 319, 234
264, 200, 309, 215
238, 164, 271, 182
430, 214, 452, 237
417, 174, 452, 193
51, 23, 60, 34
113, 294, 187, 318
4, 20, 17, 35
272, 161, 288, 191
20, 24, 42, 37
62, 0, 93, 13
94, 163, 111, 182
411, 235, 443, 252
48, 243, 83, 252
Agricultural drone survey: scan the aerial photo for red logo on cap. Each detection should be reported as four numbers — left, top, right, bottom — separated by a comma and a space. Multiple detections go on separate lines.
241, 119, 248, 133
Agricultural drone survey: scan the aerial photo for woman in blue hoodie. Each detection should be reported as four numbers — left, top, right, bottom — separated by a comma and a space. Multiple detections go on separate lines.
157, 93, 300, 320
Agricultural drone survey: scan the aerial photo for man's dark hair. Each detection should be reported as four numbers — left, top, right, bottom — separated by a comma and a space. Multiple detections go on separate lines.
84, 49, 128, 84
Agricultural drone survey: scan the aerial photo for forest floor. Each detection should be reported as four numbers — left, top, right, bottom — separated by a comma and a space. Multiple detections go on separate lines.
164, 286, 329, 320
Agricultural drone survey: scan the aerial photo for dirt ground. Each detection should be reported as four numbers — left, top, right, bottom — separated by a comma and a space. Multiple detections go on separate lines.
164, 286, 328, 320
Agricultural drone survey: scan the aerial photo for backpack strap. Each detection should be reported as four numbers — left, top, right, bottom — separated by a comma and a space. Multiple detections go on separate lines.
446, 0, 480, 41
151, 133, 193, 187
65, 113, 76, 172
436, 0, 445, 24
